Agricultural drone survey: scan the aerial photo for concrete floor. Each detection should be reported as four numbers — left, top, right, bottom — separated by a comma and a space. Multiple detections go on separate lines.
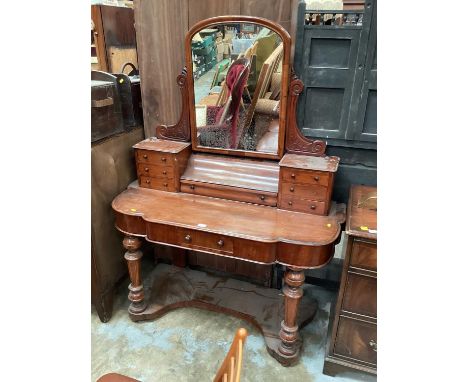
92, 264, 376, 382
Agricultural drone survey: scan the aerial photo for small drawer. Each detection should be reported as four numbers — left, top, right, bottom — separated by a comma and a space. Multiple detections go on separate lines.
178, 229, 234, 255
137, 163, 174, 179
279, 197, 327, 215
280, 182, 328, 201
135, 149, 174, 165
139, 176, 176, 191
281, 168, 330, 187
350, 239, 377, 271
334, 316, 377, 365
342, 273, 376, 318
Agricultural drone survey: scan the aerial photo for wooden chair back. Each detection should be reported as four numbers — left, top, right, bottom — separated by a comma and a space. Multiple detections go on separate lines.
213, 328, 248, 382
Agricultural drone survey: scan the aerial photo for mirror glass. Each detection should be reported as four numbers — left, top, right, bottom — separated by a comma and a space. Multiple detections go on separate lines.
191, 23, 284, 154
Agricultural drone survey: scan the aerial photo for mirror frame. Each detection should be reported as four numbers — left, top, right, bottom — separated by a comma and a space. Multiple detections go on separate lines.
185, 16, 291, 160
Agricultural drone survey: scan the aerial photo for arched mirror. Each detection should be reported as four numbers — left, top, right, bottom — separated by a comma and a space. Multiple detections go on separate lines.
185, 16, 291, 160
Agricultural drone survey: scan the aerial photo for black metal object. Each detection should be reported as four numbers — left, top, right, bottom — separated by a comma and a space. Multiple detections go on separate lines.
294, 0, 377, 203
113, 62, 143, 128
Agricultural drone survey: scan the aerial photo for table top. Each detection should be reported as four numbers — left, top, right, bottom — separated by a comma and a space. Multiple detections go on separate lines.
346, 184, 377, 240
279, 154, 340, 172
133, 138, 191, 153
112, 186, 343, 246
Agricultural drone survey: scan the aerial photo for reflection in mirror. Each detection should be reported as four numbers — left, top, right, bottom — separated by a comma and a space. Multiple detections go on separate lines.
192, 23, 283, 154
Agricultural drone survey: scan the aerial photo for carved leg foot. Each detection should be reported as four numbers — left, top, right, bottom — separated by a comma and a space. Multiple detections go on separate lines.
123, 236, 147, 314
278, 267, 305, 360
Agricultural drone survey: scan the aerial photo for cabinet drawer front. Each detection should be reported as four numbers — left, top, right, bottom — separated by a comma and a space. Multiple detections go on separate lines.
280, 182, 328, 201
351, 239, 377, 271
281, 168, 330, 187
139, 176, 176, 191
278, 197, 327, 215
137, 163, 174, 179
181, 181, 277, 207
135, 149, 174, 165
342, 273, 376, 317
334, 317, 377, 365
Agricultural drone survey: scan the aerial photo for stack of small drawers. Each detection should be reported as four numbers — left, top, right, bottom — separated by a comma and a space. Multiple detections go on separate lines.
133, 138, 191, 192
278, 154, 339, 215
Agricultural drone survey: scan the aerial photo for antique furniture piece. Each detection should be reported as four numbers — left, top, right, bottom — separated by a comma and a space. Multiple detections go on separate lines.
112, 15, 344, 366
323, 185, 377, 376
91, 71, 124, 143
91, 4, 138, 73
214, 328, 248, 382
92, 126, 145, 322
97, 328, 248, 382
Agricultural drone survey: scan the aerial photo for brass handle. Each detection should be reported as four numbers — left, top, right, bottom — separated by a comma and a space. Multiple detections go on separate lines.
162, 170, 167, 175
259, 195, 266, 201
369, 340, 377, 352
163, 183, 168, 187
143, 154, 148, 159
144, 167, 149, 172
145, 179, 150, 184
291, 173, 296, 178
310, 205, 316, 210
161, 157, 166, 162
314, 176, 319, 181
288, 201, 293, 206
217, 239, 224, 247
184, 234, 191, 242
190, 185, 195, 190
290, 187, 294, 192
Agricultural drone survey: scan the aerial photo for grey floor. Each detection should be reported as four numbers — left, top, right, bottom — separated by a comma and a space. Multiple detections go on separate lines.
92, 260, 376, 382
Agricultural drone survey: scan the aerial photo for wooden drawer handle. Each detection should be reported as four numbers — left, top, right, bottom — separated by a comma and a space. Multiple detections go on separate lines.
162, 170, 167, 175
91, 97, 113, 108
288, 201, 293, 206
190, 185, 195, 190
310, 204, 316, 210
217, 239, 224, 247
290, 173, 296, 178
184, 234, 191, 243
289, 187, 294, 192
369, 340, 377, 352
259, 195, 266, 201
145, 179, 150, 184
161, 157, 167, 162
163, 183, 168, 187
313, 176, 319, 181
144, 167, 149, 172
143, 154, 148, 159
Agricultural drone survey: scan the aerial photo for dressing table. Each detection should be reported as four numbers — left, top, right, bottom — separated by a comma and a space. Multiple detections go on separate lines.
112, 16, 344, 366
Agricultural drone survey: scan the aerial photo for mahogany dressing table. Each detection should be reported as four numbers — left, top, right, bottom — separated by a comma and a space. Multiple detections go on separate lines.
112, 16, 345, 366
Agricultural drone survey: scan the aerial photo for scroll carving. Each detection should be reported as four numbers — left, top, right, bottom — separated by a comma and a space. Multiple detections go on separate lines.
285, 71, 327, 156
155, 68, 191, 142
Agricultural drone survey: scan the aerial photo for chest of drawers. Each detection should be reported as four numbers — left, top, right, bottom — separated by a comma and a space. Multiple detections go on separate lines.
133, 138, 191, 192
278, 154, 339, 215
323, 185, 377, 376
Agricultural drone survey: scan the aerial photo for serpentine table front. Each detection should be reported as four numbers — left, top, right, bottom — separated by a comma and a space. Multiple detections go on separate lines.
112, 184, 345, 366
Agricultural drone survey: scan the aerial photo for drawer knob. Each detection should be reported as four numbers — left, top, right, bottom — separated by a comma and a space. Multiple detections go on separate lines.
259, 195, 266, 201
184, 234, 191, 242
145, 179, 150, 184
162, 170, 167, 175
190, 185, 195, 190
290, 187, 294, 192
143, 154, 148, 159
369, 340, 377, 352
217, 239, 224, 247
288, 201, 293, 206
161, 157, 167, 162
144, 167, 149, 172
314, 176, 319, 181
163, 183, 168, 187
310, 205, 316, 210
291, 173, 296, 178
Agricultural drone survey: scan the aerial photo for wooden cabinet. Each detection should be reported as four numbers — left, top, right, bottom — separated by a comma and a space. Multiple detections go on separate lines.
91, 4, 138, 73
324, 185, 377, 376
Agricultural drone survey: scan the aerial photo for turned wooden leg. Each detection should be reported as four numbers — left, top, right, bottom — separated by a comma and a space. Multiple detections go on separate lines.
123, 236, 147, 314
278, 267, 305, 358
